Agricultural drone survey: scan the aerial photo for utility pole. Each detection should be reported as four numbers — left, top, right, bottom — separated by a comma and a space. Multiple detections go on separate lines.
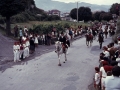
77, 2, 78, 25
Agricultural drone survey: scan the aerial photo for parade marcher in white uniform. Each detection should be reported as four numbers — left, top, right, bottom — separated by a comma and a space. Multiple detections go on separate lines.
25, 38, 30, 57
13, 42, 18, 62
23, 41, 27, 59
16, 42, 21, 61
22, 35, 26, 42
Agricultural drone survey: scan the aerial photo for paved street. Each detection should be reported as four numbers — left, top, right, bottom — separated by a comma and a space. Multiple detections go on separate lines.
0, 32, 113, 90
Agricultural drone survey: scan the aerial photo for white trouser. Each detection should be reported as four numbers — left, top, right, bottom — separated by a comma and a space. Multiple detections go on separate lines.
16, 50, 20, 61
23, 47, 29, 58
101, 77, 106, 90
23, 48, 27, 58
20, 50, 24, 58
26, 47, 29, 57
13, 51, 17, 62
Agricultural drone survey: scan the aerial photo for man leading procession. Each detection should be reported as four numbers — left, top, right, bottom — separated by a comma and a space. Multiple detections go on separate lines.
58, 32, 68, 52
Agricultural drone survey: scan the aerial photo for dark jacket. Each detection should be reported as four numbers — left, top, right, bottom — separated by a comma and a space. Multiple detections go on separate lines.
59, 36, 66, 44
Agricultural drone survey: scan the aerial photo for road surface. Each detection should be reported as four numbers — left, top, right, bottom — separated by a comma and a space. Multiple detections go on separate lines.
0, 33, 113, 90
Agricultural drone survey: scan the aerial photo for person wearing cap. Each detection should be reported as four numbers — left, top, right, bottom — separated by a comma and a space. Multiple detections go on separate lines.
103, 66, 120, 90
25, 38, 30, 57
23, 40, 27, 59
16, 42, 21, 61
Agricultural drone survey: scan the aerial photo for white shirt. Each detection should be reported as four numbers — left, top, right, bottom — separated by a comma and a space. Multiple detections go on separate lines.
95, 73, 100, 84
116, 58, 120, 66
24, 27, 28, 32
34, 37, 38, 43
103, 51, 110, 57
66, 29, 69, 34
42, 34, 45, 39
13, 45, 17, 52
104, 76, 120, 90
22, 36, 26, 41
100, 67, 107, 78
23, 44, 26, 48
26, 41, 30, 47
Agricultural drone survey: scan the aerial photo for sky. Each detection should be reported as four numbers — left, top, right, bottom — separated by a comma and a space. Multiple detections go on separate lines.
52, 0, 120, 5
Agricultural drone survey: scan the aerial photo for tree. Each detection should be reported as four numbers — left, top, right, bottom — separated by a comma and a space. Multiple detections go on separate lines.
93, 11, 105, 21
70, 8, 77, 20
70, 7, 92, 22
109, 3, 120, 15
47, 15, 61, 21
99, 12, 113, 21
0, 0, 26, 36
79, 7, 92, 22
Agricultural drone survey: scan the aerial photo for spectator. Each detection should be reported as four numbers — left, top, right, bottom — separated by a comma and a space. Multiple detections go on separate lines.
19, 28, 23, 37
34, 34, 38, 47
94, 67, 100, 90
29, 37, 35, 54
14, 25, 18, 38
47, 34, 51, 45
116, 55, 120, 66
104, 66, 120, 90
100, 60, 113, 90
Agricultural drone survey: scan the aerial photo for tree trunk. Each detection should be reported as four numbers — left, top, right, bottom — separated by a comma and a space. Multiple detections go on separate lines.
6, 16, 11, 36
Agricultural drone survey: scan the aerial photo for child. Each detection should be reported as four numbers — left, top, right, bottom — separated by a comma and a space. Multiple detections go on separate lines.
94, 67, 100, 90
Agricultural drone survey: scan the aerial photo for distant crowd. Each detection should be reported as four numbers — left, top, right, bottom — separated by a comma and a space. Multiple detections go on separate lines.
12, 25, 85, 62
12, 21, 117, 63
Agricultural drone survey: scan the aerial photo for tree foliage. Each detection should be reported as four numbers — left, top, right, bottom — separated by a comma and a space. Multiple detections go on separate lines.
109, 3, 120, 15
70, 8, 77, 20
46, 15, 61, 21
99, 12, 113, 21
0, 0, 26, 18
0, 0, 27, 36
70, 7, 92, 22
93, 11, 105, 21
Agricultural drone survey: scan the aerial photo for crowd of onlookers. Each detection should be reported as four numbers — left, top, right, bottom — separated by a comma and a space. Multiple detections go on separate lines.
94, 42, 120, 90
12, 25, 85, 62
12, 22, 117, 63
